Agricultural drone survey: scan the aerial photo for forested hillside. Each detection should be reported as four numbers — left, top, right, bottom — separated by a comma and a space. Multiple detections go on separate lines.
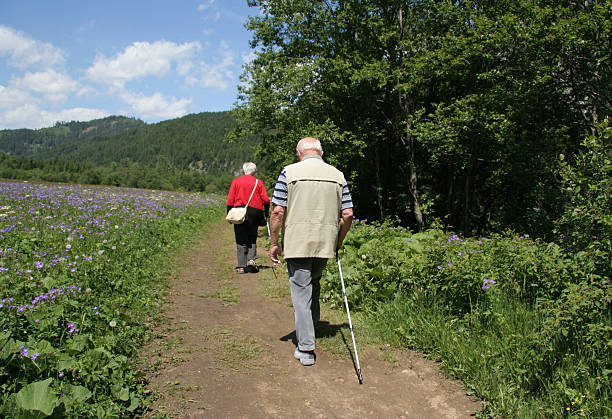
0, 116, 146, 157
0, 111, 256, 192
41, 112, 251, 173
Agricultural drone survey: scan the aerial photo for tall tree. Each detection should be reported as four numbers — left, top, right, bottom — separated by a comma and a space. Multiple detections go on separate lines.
236, 0, 611, 235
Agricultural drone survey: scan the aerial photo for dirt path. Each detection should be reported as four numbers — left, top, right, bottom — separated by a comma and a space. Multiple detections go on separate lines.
142, 219, 480, 418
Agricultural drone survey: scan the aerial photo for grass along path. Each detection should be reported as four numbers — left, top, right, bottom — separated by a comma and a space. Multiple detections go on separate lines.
141, 218, 480, 417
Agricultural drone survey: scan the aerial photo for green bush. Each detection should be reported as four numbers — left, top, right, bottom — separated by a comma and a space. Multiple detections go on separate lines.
325, 223, 578, 315
324, 219, 611, 417
555, 119, 611, 281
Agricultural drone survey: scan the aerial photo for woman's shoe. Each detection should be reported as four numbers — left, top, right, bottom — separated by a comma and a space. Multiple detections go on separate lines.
235, 267, 247, 274
247, 260, 259, 273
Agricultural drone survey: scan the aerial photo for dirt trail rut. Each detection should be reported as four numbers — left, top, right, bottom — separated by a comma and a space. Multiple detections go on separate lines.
143, 219, 480, 418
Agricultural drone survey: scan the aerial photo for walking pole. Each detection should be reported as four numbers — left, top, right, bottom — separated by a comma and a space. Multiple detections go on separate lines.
337, 254, 363, 384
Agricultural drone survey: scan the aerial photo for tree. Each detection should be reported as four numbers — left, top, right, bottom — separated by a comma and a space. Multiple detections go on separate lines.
555, 118, 611, 279
237, 0, 610, 235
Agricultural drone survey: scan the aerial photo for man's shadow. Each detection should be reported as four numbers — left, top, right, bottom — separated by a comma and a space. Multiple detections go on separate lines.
280, 321, 360, 378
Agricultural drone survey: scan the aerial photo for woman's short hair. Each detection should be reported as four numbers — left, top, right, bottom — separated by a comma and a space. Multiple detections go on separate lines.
242, 162, 257, 175
297, 137, 323, 154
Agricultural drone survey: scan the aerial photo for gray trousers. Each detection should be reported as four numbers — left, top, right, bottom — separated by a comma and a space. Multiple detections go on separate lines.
287, 258, 328, 352
235, 243, 257, 268
233, 218, 259, 268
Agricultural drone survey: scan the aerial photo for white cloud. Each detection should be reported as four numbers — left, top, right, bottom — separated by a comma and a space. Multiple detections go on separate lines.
76, 20, 96, 35
118, 89, 192, 120
13, 70, 79, 103
198, 43, 235, 90
50, 107, 110, 124
0, 84, 35, 109
86, 40, 201, 86
198, 0, 221, 22
197, 0, 215, 11
177, 61, 193, 77
0, 104, 109, 129
241, 50, 257, 64
0, 25, 65, 68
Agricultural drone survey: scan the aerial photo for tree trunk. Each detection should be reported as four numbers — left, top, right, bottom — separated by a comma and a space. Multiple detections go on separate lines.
462, 158, 474, 235
375, 144, 386, 219
403, 122, 424, 231
397, 8, 424, 231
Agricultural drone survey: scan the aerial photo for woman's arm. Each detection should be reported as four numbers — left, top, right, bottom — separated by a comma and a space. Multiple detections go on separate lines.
226, 180, 237, 207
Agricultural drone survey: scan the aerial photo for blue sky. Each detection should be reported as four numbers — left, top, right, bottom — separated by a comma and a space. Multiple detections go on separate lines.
0, 0, 259, 129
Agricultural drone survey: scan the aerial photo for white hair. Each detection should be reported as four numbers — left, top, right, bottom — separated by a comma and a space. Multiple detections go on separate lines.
242, 162, 257, 175
296, 137, 323, 154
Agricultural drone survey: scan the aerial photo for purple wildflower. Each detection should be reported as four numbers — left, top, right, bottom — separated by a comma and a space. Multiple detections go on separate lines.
481, 278, 497, 290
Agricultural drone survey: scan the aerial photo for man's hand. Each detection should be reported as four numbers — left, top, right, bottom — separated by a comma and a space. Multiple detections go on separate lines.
269, 205, 285, 264
270, 244, 282, 264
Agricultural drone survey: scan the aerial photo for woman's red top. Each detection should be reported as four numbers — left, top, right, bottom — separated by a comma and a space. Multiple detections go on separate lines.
226, 175, 270, 210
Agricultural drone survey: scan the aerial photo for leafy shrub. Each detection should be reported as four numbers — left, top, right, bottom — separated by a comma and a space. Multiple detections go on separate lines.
325, 222, 578, 315
534, 278, 611, 415
321, 220, 428, 308
325, 217, 611, 417
555, 119, 611, 281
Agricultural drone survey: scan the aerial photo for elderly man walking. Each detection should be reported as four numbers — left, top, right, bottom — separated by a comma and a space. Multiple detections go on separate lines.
269, 137, 354, 366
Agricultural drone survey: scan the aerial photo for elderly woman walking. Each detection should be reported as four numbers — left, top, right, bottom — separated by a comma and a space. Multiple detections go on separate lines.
226, 162, 270, 274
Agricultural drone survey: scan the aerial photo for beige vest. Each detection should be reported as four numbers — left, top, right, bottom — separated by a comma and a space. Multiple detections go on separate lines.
283, 154, 345, 258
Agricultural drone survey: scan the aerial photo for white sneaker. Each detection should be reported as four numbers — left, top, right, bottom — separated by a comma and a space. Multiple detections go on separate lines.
294, 348, 315, 366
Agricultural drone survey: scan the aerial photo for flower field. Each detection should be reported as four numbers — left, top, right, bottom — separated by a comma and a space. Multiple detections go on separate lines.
0, 180, 221, 417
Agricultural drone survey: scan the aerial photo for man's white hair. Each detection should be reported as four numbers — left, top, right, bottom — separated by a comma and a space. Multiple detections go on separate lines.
297, 137, 323, 154
242, 162, 257, 175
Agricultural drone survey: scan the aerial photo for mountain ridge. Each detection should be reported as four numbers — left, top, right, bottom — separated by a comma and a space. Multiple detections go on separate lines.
0, 111, 257, 192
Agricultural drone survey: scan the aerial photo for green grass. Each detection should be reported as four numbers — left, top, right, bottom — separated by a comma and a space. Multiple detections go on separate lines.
368, 293, 609, 418
208, 326, 264, 372
200, 287, 239, 306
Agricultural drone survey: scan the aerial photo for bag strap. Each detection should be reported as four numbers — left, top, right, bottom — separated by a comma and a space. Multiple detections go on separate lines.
245, 179, 258, 207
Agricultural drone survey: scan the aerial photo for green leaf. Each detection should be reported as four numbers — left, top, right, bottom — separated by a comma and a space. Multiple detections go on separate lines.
66, 385, 92, 403
117, 387, 130, 402
15, 378, 58, 416
57, 354, 77, 371
68, 334, 88, 353
127, 396, 140, 412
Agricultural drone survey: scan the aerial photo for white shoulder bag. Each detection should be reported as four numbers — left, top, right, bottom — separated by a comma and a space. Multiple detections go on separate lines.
226, 179, 258, 224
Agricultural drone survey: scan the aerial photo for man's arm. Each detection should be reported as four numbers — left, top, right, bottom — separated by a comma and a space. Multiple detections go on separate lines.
269, 205, 285, 264
337, 208, 354, 251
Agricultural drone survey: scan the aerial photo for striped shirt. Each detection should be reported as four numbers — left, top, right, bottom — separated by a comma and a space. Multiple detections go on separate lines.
271, 168, 353, 210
